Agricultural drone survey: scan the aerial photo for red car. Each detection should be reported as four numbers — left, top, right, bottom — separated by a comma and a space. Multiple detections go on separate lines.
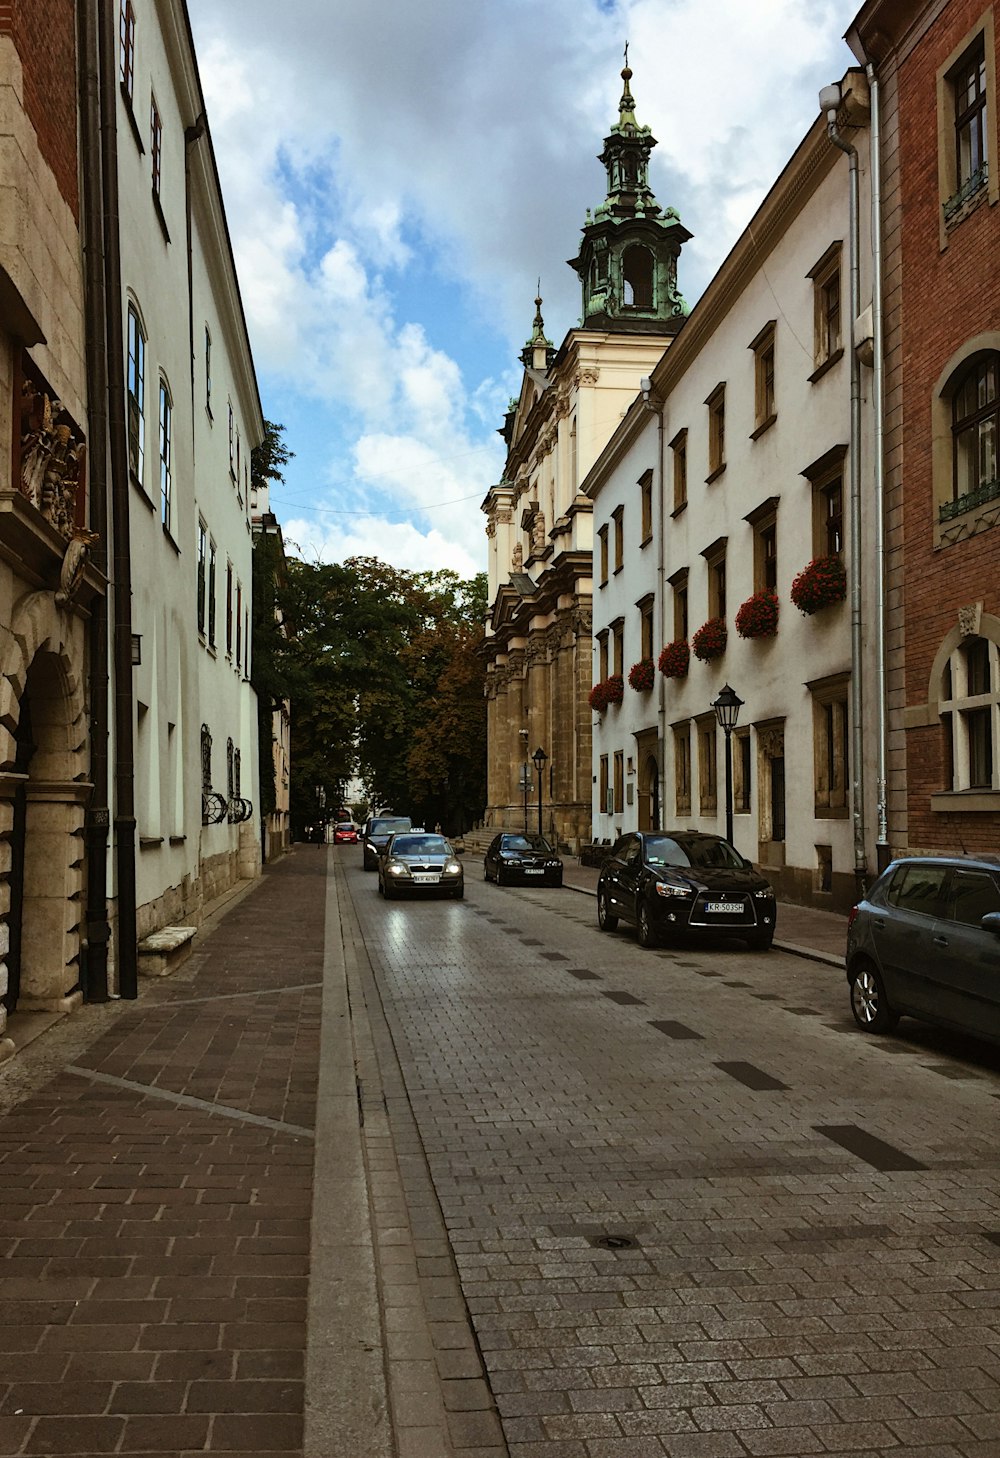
333, 822, 358, 844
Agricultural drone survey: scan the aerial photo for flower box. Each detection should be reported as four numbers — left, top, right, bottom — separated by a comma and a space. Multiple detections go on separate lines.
588, 673, 624, 713
657, 639, 690, 678
735, 588, 779, 639
692, 617, 728, 661
790, 554, 847, 615
628, 658, 655, 692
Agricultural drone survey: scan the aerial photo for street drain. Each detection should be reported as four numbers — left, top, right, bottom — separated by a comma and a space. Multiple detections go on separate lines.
590, 1233, 639, 1251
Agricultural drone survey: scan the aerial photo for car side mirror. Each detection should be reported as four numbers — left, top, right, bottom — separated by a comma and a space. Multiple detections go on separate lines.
982, 911, 1000, 936
742, 857, 754, 871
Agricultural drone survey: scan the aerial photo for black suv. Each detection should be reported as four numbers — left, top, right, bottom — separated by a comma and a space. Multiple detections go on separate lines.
597, 831, 776, 951
362, 815, 412, 870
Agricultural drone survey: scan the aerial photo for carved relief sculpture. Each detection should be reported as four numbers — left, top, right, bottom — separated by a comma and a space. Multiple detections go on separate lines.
531, 510, 546, 554
19, 376, 86, 540
511, 542, 523, 571
958, 602, 983, 638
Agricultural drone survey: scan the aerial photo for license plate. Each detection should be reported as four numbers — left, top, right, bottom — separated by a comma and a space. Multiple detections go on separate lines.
412, 873, 440, 884
705, 900, 740, 913
524, 868, 543, 875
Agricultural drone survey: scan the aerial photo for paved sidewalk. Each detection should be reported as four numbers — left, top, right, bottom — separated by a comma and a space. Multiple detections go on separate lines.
559, 857, 848, 966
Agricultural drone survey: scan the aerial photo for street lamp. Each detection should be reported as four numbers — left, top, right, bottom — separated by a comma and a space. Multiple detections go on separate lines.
518, 762, 530, 833
711, 683, 744, 846
532, 746, 548, 840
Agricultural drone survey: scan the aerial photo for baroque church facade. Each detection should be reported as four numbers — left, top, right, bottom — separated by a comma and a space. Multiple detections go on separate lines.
481, 64, 690, 850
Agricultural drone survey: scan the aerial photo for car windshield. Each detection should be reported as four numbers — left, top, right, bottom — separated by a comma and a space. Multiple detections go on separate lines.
371, 818, 411, 835
391, 835, 449, 856
645, 835, 744, 870
502, 835, 553, 852
335, 823, 353, 832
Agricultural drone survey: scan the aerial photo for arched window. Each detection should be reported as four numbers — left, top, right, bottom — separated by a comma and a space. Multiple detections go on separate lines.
940, 634, 999, 790
622, 245, 654, 309
951, 353, 998, 510
126, 303, 146, 480
158, 378, 172, 531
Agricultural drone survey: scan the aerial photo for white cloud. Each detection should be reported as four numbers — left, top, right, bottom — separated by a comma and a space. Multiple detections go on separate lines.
282, 513, 482, 579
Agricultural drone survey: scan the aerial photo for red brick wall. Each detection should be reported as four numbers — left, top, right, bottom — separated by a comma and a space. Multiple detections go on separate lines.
898, 0, 1000, 853
1, 0, 79, 220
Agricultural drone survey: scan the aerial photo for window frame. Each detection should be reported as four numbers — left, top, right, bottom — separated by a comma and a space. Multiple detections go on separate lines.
637, 594, 655, 662
158, 378, 173, 532
597, 629, 609, 683
950, 353, 999, 513
701, 537, 728, 622
939, 634, 999, 793
204, 325, 213, 418
598, 523, 609, 586
696, 715, 718, 817
734, 728, 752, 815
150, 93, 162, 198
639, 469, 653, 545
197, 520, 207, 636
612, 504, 624, 573
936, 12, 998, 244
613, 750, 625, 814
801, 446, 848, 559
610, 617, 624, 678
126, 302, 146, 485
670, 428, 688, 513
673, 722, 691, 817
808, 671, 851, 817
669, 568, 689, 642
599, 754, 610, 816
119, 0, 136, 104
706, 384, 726, 482
807, 242, 844, 381
749, 321, 777, 437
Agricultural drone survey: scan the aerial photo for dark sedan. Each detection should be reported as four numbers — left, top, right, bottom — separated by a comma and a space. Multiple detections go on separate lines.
484, 833, 563, 887
847, 854, 1000, 1040
597, 830, 776, 950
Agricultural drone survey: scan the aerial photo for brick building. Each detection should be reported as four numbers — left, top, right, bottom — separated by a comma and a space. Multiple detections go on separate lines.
848, 0, 1000, 856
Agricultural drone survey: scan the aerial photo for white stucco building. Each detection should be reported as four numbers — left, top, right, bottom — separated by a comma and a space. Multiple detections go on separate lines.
585, 71, 879, 910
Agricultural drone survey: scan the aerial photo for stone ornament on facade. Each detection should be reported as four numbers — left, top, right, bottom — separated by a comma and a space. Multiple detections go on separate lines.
531, 511, 546, 554
757, 726, 785, 759
511, 542, 523, 571
575, 367, 600, 387
55, 528, 101, 608
958, 601, 983, 638
19, 376, 87, 541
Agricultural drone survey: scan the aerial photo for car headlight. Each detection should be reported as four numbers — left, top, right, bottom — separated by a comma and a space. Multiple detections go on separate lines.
546, 860, 561, 868
653, 881, 693, 898
504, 856, 522, 865
387, 861, 409, 876
753, 889, 773, 899
444, 860, 461, 875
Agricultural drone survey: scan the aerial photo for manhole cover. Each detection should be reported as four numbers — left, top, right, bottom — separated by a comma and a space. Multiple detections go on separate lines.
591, 1233, 638, 1251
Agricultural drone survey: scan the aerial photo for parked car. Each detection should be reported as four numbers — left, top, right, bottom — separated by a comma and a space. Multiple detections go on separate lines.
378, 833, 464, 899
333, 822, 358, 844
484, 833, 563, 887
362, 815, 412, 870
597, 830, 776, 950
847, 854, 1000, 1041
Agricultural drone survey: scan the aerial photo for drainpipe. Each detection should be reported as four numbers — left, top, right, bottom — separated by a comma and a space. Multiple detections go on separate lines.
78, 0, 110, 1002
866, 62, 889, 873
99, 0, 139, 998
820, 83, 867, 897
641, 377, 664, 827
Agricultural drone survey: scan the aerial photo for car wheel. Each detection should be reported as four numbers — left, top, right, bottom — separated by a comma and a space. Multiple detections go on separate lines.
597, 888, 618, 932
377, 878, 384, 896
496, 866, 507, 887
850, 958, 898, 1034
747, 929, 773, 951
636, 899, 658, 949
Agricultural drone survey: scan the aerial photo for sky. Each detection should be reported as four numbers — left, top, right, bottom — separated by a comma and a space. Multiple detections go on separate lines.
189, 0, 861, 581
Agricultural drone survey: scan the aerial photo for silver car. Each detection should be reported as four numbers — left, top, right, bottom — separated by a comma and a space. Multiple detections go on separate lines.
847, 854, 1000, 1040
377, 833, 464, 900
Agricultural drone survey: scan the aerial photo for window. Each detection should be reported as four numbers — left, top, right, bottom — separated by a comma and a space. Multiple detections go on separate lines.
669, 569, 689, 641
887, 862, 948, 916
734, 729, 752, 814
706, 384, 725, 480
208, 540, 217, 646
702, 539, 727, 620
809, 672, 850, 815
801, 446, 847, 557
612, 505, 624, 572
150, 95, 162, 198
670, 429, 687, 512
611, 618, 624, 677
119, 0, 135, 103
951, 354, 998, 512
639, 470, 653, 544
750, 322, 776, 435
949, 36, 989, 219
197, 521, 207, 635
236, 431, 242, 498
228, 403, 235, 478
743, 498, 780, 595
599, 754, 610, 815
226, 560, 233, 656
200, 723, 212, 795
613, 750, 624, 813
947, 868, 1000, 925
940, 635, 999, 791
158, 380, 172, 530
598, 524, 609, 586
697, 718, 717, 816
622, 244, 654, 309
673, 723, 691, 815
126, 303, 145, 482
597, 629, 609, 682
938, 22, 997, 237
205, 326, 212, 416
808, 243, 843, 378
236, 581, 243, 669
638, 595, 654, 661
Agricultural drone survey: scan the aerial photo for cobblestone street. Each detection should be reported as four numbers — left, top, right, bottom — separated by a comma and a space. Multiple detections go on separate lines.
2, 846, 1000, 1456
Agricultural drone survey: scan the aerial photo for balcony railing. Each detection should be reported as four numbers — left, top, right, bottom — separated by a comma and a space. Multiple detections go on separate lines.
943, 162, 989, 222
940, 476, 1000, 522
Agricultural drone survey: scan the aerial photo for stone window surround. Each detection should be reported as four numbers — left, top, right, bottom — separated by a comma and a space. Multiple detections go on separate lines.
807, 241, 844, 382
936, 8, 998, 250
748, 320, 777, 438
930, 332, 1000, 549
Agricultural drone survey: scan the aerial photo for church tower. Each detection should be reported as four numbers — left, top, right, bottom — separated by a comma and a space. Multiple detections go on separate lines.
568, 54, 690, 333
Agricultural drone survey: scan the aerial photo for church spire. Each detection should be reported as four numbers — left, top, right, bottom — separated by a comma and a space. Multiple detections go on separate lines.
567, 50, 691, 334
520, 284, 555, 370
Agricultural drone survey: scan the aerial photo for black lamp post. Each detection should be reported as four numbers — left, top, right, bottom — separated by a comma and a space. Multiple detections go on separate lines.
519, 763, 530, 834
711, 683, 744, 846
532, 746, 548, 840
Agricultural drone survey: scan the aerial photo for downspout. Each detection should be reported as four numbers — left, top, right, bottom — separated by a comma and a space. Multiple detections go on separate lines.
99, 0, 138, 998
820, 84, 867, 895
78, 0, 110, 1002
867, 62, 889, 872
641, 376, 665, 827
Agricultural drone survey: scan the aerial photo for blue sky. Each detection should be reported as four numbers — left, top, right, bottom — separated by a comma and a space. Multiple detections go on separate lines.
189, 0, 860, 579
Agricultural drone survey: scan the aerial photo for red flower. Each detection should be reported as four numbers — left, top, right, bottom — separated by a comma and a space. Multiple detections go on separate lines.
588, 674, 625, 713
790, 555, 847, 615
628, 658, 655, 692
658, 639, 690, 678
692, 617, 728, 661
735, 589, 779, 639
